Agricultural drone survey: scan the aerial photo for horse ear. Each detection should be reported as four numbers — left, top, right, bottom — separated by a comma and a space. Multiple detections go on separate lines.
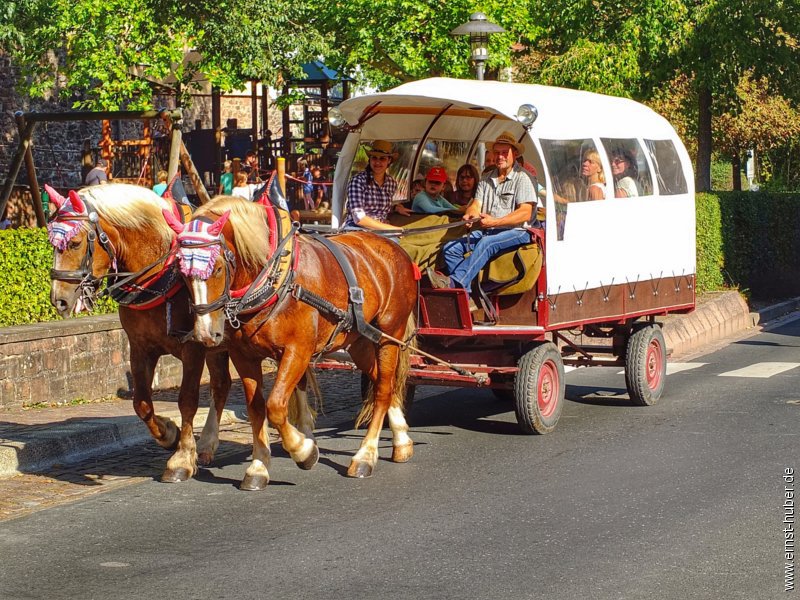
68, 190, 85, 213
44, 184, 68, 210
207, 210, 231, 236
161, 209, 185, 235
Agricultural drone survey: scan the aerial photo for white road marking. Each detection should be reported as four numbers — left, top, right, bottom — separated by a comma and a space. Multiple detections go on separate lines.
718, 362, 800, 378
614, 362, 707, 376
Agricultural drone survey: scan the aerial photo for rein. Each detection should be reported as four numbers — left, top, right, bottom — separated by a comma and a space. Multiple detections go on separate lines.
365, 216, 479, 238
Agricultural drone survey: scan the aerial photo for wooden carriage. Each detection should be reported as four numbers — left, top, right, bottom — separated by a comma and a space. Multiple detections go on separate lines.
321, 78, 696, 434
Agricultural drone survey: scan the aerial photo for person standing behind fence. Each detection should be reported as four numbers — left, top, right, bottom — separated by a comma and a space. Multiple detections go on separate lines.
85, 158, 108, 186
218, 160, 233, 195
152, 170, 168, 196
301, 162, 315, 210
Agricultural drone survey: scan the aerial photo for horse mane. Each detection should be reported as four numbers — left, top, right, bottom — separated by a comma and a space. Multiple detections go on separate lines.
78, 183, 175, 247
194, 197, 270, 269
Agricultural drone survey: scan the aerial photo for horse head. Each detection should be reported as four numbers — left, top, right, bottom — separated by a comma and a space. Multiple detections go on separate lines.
46, 185, 113, 316
166, 209, 233, 347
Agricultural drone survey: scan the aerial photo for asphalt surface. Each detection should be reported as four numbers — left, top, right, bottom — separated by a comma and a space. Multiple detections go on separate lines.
0, 313, 798, 599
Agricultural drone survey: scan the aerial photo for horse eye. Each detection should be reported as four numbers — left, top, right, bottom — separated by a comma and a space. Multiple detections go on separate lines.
68, 239, 82, 250
213, 265, 222, 276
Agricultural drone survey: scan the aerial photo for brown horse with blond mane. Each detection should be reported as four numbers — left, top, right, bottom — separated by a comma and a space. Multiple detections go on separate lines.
165, 196, 417, 488
47, 183, 317, 485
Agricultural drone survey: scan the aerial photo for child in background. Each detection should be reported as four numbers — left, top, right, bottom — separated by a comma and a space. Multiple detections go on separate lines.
411, 166, 460, 214
218, 160, 233, 195
302, 163, 314, 210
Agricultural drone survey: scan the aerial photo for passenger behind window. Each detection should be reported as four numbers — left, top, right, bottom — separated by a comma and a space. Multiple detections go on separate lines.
448, 164, 480, 208
412, 166, 461, 214
610, 149, 639, 198
581, 150, 606, 200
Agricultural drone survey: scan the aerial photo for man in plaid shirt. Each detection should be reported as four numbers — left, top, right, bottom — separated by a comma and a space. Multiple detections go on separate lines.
343, 140, 410, 231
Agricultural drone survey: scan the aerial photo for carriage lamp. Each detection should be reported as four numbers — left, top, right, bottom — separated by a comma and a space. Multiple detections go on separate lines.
450, 13, 506, 81
328, 107, 347, 128
516, 104, 538, 129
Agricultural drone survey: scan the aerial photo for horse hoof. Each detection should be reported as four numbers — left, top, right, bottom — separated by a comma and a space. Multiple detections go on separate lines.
392, 442, 414, 463
197, 452, 213, 466
296, 444, 319, 470
347, 461, 374, 479
161, 467, 192, 483
240, 474, 269, 491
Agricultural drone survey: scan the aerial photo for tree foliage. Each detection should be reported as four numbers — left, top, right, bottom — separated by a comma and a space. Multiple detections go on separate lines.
308, 0, 542, 89
1, 0, 328, 109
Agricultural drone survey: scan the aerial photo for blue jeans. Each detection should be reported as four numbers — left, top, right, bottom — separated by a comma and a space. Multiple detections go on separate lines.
443, 228, 532, 290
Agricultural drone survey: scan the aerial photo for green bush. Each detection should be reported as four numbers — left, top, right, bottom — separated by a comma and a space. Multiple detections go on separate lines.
0, 227, 116, 327
697, 191, 800, 299
695, 193, 725, 293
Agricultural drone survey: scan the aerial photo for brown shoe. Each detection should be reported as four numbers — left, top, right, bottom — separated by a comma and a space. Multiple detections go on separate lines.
426, 268, 452, 289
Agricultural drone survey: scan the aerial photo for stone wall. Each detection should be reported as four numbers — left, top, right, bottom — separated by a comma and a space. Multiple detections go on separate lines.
0, 315, 196, 410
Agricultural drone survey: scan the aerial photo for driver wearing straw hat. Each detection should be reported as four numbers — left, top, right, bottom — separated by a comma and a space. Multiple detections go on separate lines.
343, 140, 411, 231
431, 130, 538, 297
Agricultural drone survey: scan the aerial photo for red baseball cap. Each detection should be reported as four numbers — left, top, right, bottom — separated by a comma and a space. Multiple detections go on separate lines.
426, 166, 448, 183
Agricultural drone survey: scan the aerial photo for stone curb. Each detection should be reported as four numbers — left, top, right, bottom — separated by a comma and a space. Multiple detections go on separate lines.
662, 291, 750, 357
0, 407, 239, 479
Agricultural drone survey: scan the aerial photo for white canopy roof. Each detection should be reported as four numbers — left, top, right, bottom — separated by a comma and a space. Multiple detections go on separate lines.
338, 77, 678, 141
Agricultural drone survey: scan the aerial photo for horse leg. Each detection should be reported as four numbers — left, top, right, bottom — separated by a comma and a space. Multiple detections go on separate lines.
232, 353, 272, 491
346, 340, 402, 478
129, 345, 178, 449
162, 345, 207, 483
197, 351, 232, 465
350, 338, 413, 467
267, 351, 319, 471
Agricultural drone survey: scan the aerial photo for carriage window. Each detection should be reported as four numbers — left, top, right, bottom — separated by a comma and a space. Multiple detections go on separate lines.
601, 139, 653, 198
540, 139, 609, 240
644, 139, 687, 195
348, 139, 471, 201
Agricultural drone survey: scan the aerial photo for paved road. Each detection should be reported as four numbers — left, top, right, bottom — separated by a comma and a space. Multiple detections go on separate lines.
0, 317, 798, 599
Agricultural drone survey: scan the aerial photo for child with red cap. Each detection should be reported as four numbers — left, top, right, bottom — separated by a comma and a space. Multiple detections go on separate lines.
411, 166, 460, 214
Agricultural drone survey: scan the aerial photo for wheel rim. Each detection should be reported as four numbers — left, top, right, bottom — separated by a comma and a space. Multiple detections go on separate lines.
537, 360, 559, 417
645, 338, 664, 390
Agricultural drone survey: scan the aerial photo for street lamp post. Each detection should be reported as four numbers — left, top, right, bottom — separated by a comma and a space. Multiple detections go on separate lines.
450, 12, 505, 81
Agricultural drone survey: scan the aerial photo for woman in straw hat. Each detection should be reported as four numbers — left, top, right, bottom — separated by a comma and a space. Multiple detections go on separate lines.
343, 140, 410, 231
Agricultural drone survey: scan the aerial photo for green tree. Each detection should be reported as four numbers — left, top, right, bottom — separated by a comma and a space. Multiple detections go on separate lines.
308, 0, 542, 89
1, 0, 328, 109
522, 0, 800, 192
714, 73, 800, 190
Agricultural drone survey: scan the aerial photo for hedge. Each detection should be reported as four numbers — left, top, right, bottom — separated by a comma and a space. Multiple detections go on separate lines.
700, 191, 800, 299
1, 194, 798, 326
0, 228, 116, 327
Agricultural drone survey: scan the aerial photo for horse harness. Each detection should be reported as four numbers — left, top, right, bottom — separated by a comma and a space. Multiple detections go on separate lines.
50, 195, 186, 311
190, 205, 384, 351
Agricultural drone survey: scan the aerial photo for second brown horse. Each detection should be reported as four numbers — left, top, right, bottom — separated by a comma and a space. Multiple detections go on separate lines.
165, 197, 418, 488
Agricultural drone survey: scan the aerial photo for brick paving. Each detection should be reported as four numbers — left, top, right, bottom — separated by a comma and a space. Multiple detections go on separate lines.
0, 370, 366, 522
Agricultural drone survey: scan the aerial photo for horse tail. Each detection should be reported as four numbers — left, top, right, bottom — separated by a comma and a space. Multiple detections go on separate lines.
355, 313, 416, 428
288, 367, 322, 437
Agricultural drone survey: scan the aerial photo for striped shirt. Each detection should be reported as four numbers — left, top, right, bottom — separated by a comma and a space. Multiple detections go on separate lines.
343, 168, 398, 228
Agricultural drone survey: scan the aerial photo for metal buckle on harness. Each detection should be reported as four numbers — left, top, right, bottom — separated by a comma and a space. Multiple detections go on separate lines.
224, 303, 241, 329
349, 286, 365, 304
